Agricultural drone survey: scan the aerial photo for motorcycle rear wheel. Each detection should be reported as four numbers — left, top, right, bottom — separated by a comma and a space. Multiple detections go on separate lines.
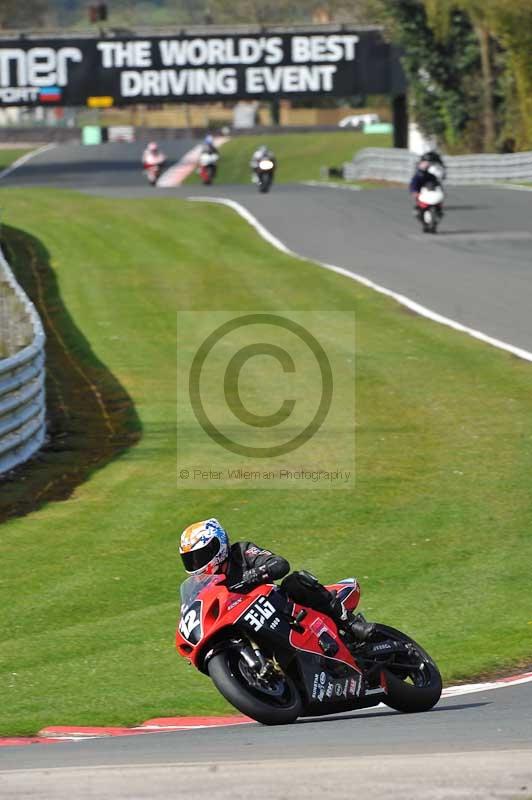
372, 624, 442, 713
208, 645, 302, 725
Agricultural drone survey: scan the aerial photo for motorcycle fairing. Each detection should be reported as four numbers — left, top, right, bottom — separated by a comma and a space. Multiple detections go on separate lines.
178, 599, 203, 645
295, 648, 368, 714
235, 588, 292, 641
327, 578, 360, 611
176, 580, 291, 668
418, 186, 445, 206
232, 587, 368, 712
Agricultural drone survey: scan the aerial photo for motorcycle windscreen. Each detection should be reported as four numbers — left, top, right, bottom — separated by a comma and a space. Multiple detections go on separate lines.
180, 574, 219, 606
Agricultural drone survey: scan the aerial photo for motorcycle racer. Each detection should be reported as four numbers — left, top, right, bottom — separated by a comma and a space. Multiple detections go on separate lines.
409, 159, 444, 220
409, 159, 442, 195
142, 141, 166, 167
418, 150, 446, 182
179, 518, 374, 643
201, 134, 219, 156
250, 144, 276, 183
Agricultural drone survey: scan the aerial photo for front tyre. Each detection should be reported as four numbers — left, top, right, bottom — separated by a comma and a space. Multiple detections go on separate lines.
259, 173, 272, 193
208, 646, 302, 725
423, 209, 437, 234
373, 624, 442, 713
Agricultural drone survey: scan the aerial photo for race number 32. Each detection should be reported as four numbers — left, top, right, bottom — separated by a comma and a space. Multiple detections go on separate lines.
179, 606, 201, 641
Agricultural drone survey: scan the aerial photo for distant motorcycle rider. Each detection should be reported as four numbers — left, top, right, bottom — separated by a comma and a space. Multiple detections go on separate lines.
417, 150, 446, 182
410, 159, 444, 214
179, 518, 375, 643
201, 134, 219, 156
409, 159, 442, 194
142, 141, 166, 168
250, 144, 276, 183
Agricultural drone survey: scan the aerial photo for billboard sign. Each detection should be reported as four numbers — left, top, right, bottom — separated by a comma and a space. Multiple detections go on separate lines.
0, 30, 404, 107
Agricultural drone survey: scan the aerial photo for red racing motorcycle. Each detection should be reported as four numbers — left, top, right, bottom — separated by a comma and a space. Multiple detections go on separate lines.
175, 574, 442, 725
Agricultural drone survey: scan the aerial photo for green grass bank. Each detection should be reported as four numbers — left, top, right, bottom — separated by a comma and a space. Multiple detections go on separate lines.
0, 148, 34, 171
186, 130, 391, 184
0, 188, 531, 735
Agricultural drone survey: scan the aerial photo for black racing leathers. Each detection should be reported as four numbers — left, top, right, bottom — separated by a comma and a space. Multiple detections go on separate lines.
225, 541, 290, 588
224, 543, 374, 642
225, 544, 335, 617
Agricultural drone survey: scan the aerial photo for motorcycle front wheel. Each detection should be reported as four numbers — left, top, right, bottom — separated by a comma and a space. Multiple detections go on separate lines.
372, 624, 442, 713
259, 173, 272, 193
422, 209, 437, 233
208, 644, 302, 725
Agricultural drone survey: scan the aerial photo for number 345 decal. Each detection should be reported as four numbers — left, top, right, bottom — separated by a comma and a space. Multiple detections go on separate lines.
179, 600, 202, 643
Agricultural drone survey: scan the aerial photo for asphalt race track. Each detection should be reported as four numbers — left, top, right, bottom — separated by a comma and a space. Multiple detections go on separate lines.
1, 142, 531, 798
4, 142, 532, 353
191, 183, 532, 355
2, 140, 196, 189
1, 683, 532, 798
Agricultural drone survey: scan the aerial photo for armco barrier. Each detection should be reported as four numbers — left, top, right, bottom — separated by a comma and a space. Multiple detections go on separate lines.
343, 147, 532, 185
0, 246, 46, 475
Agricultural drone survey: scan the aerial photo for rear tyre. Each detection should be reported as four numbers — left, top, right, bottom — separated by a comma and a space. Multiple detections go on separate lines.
372, 624, 442, 713
208, 646, 302, 725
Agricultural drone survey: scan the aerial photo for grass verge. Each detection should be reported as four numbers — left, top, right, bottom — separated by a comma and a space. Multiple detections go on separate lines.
0, 224, 141, 521
0, 148, 34, 171
186, 130, 391, 185
0, 187, 531, 734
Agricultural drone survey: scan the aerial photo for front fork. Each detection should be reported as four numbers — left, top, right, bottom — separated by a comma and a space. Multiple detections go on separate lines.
238, 639, 280, 680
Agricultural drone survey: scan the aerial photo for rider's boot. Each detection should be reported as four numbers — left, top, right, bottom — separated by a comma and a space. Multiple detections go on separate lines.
330, 596, 375, 643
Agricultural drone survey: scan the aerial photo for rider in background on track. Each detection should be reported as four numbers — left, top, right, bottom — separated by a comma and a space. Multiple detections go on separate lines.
409, 158, 444, 218
142, 141, 166, 168
409, 159, 442, 195
249, 144, 276, 184
418, 150, 446, 182
201, 134, 219, 156
179, 518, 374, 643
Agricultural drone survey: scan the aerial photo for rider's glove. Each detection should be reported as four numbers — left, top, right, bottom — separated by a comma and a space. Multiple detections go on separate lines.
242, 565, 269, 587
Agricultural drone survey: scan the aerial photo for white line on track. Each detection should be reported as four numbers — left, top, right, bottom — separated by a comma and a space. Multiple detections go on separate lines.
443, 672, 532, 697
188, 195, 532, 364
0, 143, 56, 180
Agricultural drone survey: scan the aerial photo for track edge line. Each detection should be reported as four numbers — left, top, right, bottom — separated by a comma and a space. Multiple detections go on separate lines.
187, 195, 532, 364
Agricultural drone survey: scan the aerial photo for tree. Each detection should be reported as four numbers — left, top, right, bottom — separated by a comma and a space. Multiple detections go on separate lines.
366, 0, 483, 150
0, 0, 47, 28
206, 0, 315, 25
424, 0, 498, 150
424, 0, 532, 151
489, 0, 532, 150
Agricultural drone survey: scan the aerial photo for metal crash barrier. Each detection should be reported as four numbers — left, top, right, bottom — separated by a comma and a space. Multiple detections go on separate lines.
343, 147, 532, 185
0, 246, 46, 475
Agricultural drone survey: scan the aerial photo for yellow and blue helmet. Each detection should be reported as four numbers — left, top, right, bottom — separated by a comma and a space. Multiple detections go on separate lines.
179, 518, 230, 575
